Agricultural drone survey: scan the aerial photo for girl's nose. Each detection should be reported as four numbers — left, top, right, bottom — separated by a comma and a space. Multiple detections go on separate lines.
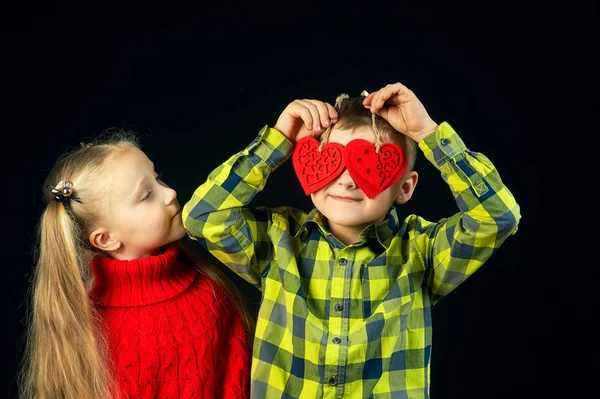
164, 187, 177, 205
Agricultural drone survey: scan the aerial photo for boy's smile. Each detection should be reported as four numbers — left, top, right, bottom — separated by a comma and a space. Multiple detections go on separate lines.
310, 125, 416, 245
328, 194, 363, 203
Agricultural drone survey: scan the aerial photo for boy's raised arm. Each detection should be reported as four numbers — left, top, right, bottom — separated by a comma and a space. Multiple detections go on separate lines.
365, 82, 521, 302
417, 122, 521, 302
182, 99, 337, 288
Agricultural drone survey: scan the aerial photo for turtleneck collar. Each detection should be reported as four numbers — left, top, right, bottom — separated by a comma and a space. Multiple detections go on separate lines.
90, 241, 198, 307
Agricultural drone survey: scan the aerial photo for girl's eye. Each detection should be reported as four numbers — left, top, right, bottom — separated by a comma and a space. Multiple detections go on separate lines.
142, 190, 152, 201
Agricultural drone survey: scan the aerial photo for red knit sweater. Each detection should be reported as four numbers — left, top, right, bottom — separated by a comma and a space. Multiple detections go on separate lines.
90, 242, 250, 399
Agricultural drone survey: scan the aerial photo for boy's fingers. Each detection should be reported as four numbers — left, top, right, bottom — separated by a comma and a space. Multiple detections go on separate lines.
362, 92, 375, 106
371, 82, 409, 112
370, 86, 387, 110
325, 102, 338, 123
296, 99, 333, 131
390, 82, 412, 100
297, 100, 323, 131
290, 100, 314, 131
370, 90, 387, 113
312, 101, 334, 127
298, 107, 314, 131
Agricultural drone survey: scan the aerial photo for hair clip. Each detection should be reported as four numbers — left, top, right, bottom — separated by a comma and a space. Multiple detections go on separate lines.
47, 180, 82, 206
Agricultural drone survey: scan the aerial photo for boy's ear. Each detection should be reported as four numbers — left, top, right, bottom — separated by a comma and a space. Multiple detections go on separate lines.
395, 171, 418, 205
89, 228, 121, 253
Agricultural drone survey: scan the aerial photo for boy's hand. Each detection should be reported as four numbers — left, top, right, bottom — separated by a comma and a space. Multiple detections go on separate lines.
362, 82, 439, 142
274, 99, 338, 143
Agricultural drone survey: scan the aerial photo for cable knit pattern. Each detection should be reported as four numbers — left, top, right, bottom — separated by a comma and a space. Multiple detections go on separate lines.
90, 242, 250, 399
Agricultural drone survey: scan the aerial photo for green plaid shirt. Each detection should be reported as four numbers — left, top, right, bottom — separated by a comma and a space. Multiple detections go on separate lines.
183, 122, 521, 399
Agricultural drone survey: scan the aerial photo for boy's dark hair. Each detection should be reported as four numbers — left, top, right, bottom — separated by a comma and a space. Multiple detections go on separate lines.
326, 94, 418, 172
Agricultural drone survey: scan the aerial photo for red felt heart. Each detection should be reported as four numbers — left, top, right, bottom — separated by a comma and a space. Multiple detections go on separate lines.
344, 139, 407, 199
292, 136, 345, 195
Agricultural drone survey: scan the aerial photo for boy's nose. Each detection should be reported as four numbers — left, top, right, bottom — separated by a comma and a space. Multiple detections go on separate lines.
336, 169, 357, 189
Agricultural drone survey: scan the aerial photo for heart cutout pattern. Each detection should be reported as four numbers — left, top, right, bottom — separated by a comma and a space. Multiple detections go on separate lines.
344, 139, 407, 199
292, 136, 345, 195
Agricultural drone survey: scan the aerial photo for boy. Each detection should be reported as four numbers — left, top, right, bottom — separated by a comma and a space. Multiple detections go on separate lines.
183, 82, 521, 398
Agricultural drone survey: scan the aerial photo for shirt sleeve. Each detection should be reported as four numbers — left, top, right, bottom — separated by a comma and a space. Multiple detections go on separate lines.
182, 125, 294, 289
416, 122, 521, 303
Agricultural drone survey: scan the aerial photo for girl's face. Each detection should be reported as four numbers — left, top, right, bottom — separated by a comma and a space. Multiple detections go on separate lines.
97, 146, 186, 259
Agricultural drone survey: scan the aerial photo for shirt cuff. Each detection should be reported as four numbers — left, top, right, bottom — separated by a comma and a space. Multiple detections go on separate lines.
247, 125, 295, 169
418, 122, 467, 167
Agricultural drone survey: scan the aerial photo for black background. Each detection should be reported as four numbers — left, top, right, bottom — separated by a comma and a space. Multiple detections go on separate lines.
3, 5, 595, 398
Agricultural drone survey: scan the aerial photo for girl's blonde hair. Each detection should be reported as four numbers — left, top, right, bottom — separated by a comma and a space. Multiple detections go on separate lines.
19, 130, 254, 399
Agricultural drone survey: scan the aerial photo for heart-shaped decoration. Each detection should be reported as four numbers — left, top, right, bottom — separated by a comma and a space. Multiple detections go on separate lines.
292, 136, 345, 195
344, 139, 407, 199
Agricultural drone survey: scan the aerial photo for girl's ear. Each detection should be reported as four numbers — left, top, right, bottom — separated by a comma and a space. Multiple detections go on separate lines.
88, 229, 121, 253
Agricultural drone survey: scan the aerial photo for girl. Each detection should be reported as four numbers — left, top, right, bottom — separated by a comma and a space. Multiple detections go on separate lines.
20, 131, 253, 399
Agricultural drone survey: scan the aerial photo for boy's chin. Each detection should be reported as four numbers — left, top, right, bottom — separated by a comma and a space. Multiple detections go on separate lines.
321, 213, 369, 229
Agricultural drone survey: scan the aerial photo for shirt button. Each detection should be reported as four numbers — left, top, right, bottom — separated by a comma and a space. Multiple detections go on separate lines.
335, 302, 343, 311
329, 376, 338, 386
440, 138, 450, 145
338, 258, 347, 266
332, 337, 341, 344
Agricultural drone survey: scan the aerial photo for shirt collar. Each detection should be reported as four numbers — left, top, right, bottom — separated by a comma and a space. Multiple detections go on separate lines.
295, 207, 400, 249
359, 207, 399, 249
295, 208, 328, 237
